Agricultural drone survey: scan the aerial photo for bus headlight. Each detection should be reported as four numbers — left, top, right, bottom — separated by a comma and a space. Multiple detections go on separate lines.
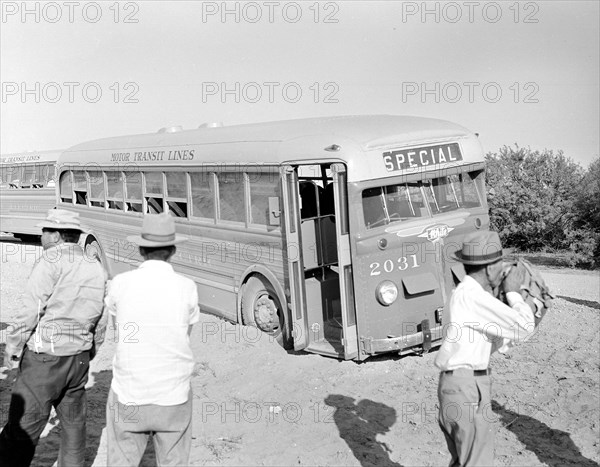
375, 280, 398, 306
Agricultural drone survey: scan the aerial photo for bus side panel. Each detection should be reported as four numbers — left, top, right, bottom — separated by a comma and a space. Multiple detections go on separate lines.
69, 206, 285, 323
0, 188, 56, 236
185, 222, 285, 322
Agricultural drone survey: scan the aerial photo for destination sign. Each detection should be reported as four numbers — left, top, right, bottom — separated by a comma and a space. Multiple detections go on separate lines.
382, 143, 462, 172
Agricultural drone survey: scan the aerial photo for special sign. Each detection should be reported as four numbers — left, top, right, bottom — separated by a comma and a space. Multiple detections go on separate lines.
383, 143, 462, 172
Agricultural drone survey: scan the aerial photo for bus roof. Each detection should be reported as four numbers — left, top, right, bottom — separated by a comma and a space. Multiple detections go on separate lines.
59, 115, 484, 181
1, 150, 62, 165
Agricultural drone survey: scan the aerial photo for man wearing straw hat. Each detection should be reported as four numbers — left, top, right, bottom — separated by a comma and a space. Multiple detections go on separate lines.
0, 209, 108, 467
435, 231, 536, 467
104, 212, 200, 466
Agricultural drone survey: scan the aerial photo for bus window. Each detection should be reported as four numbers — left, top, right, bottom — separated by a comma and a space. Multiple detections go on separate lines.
0, 165, 7, 187
107, 171, 124, 210
73, 171, 88, 205
144, 171, 164, 214
190, 171, 215, 220
60, 171, 73, 203
125, 171, 143, 212
362, 183, 427, 229
166, 172, 188, 218
424, 172, 482, 214
424, 177, 456, 213
7, 165, 22, 188
449, 172, 482, 208
387, 183, 426, 218
42, 164, 55, 187
362, 187, 383, 227
23, 164, 37, 187
88, 171, 105, 208
218, 172, 244, 223
248, 171, 280, 226
31, 163, 43, 187
47, 164, 57, 187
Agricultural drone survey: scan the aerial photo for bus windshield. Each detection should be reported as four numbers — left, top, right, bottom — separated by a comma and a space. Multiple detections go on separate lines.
362, 171, 482, 229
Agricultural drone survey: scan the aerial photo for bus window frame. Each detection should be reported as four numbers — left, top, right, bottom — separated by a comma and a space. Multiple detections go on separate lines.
124, 169, 143, 214
88, 169, 107, 209
216, 170, 246, 226
106, 170, 125, 211
247, 168, 281, 230
143, 170, 165, 214
72, 170, 88, 206
190, 170, 217, 225
165, 170, 189, 218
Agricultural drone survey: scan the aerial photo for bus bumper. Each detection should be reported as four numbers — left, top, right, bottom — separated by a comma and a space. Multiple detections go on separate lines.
360, 323, 443, 356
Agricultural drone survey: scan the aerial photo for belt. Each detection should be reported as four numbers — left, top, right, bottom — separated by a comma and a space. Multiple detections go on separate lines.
443, 368, 491, 377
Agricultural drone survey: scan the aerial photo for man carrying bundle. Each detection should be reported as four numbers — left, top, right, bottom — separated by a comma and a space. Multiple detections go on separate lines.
435, 231, 539, 466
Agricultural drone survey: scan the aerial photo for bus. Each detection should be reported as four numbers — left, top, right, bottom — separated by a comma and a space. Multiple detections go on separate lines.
0, 150, 60, 239
56, 116, 489, 361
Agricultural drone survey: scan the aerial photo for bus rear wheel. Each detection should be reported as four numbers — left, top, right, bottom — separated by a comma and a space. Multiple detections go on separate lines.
241, 276, 291, 349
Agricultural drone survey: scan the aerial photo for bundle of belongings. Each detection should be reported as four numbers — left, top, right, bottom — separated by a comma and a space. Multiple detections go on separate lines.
497, 258, 555, 327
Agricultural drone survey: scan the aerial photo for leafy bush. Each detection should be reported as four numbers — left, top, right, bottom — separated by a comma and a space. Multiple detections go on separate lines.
485, 146, 598, 268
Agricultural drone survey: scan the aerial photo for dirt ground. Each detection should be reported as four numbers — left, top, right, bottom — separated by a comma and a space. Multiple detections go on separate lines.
1, 240, 599, 467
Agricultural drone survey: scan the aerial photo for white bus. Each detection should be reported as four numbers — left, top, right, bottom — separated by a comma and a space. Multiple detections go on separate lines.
0, 150, 59, 239
56, 116, 489, 360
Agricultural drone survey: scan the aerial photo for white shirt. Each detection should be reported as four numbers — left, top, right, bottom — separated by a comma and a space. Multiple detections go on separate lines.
434, 275, 535, 372
105, 260, 200, 405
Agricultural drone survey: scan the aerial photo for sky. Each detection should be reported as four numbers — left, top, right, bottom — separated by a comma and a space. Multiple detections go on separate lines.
1, 0, 599, 168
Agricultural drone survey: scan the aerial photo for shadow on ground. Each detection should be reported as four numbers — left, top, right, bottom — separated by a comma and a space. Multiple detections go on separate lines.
493, 400, 599, 467
324, 394, 404, 467
557, 295, 600, 310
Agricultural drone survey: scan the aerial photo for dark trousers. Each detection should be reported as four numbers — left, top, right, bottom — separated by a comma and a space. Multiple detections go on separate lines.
0, 347, 90, 467
438, 371, 494, 467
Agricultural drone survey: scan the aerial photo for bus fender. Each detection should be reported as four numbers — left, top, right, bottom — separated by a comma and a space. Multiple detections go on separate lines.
80, 231, 112, 278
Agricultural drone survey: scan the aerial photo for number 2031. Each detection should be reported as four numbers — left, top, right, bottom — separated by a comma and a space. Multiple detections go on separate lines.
370, 255, 419, 276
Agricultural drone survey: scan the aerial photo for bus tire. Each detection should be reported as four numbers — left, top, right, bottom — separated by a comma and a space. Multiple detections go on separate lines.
241, 276, 292, 349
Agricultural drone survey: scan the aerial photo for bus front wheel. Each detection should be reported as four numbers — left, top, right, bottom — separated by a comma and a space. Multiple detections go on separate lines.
241, 276, 291, 349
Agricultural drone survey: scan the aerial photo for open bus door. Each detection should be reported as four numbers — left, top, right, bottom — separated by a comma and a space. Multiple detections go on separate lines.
280, 164, 358, 360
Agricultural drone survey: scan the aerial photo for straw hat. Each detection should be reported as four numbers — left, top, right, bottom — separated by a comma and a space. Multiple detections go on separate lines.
451, 231, 505, 265
36, 209, 83, 231
127, 213, 188, 247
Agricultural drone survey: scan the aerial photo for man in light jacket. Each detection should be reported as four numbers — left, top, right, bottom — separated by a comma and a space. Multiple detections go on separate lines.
0, 209, 108, 467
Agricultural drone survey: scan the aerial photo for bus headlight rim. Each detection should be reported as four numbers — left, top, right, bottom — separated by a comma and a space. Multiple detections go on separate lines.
375, 280, 398, 306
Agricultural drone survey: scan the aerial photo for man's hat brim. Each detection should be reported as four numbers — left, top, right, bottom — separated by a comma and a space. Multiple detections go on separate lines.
126, 234, 188, 247
36, 221, 84, 231
450, 250, 505, 265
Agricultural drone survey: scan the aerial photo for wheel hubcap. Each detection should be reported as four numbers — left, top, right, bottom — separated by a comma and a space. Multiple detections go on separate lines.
254, 295, 279, 333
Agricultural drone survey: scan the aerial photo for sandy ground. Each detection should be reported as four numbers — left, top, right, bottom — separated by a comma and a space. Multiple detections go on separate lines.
1, 240, 599, 467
